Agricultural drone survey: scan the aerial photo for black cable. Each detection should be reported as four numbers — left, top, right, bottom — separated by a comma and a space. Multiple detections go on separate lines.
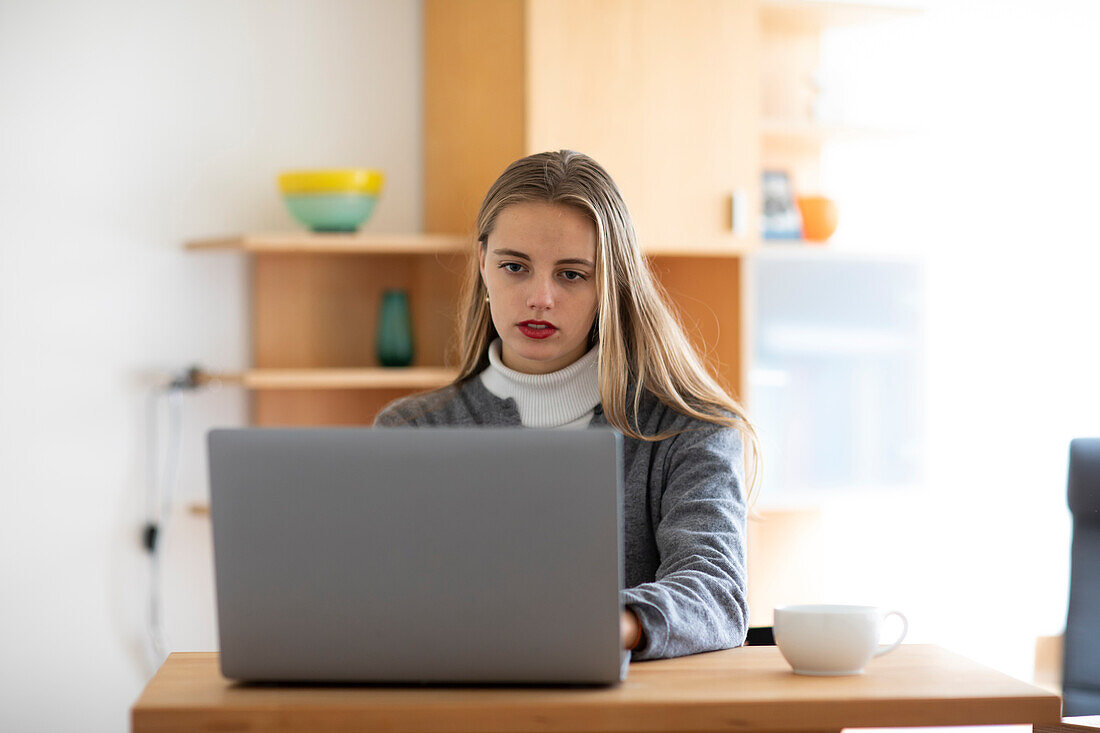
142, 522, 158, 553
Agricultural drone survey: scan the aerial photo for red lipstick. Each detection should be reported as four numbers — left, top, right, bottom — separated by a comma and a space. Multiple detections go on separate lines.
518, 320, 557, 340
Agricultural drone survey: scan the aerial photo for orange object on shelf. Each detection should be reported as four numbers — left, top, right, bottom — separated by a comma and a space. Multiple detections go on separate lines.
796, 196, 838, 242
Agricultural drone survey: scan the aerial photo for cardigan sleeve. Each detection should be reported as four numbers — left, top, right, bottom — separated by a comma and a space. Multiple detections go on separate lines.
373, 385, 461, 427
619, 423, 749, 660
373, 403, 413, 427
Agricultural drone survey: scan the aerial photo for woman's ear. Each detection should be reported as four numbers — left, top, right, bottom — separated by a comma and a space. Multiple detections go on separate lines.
477, 240, 488, 288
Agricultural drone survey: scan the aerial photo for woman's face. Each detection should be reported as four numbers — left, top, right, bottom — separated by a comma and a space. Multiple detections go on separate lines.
479, 201, 599, 374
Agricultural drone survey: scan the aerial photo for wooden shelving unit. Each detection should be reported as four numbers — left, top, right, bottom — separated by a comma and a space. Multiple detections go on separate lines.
186, 0, 921, 428
181, 3, 929, 641
186, 227, 757, 426
186, 230, 473, 425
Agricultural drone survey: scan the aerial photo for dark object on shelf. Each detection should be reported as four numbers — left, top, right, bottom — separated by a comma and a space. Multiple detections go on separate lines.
376, 289, 414, 367
1063, 437, 1100, 715
761, 170, 802, 240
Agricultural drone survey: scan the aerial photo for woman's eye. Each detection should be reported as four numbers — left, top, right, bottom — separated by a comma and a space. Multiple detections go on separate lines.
562, 271, 586, 281
500, 263, 524, 273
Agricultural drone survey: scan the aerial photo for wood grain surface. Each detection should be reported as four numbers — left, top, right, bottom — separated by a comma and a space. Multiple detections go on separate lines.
132, 644, 1061, 733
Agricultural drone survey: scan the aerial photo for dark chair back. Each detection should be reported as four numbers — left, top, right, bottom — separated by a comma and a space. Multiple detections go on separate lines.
744, 626, 775, 646
1064, 438, 1100, 715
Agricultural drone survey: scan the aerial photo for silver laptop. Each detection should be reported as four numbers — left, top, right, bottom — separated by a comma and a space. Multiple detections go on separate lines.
208, 426, 627, 685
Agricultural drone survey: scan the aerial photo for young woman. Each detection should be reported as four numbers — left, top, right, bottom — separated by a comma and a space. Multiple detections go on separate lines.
375, 150, 760, 661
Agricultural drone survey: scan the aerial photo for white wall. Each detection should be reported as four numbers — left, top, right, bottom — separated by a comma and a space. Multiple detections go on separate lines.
0, 1, 421, 730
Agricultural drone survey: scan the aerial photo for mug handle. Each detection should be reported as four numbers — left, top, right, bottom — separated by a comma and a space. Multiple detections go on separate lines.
872, 610, 908, 658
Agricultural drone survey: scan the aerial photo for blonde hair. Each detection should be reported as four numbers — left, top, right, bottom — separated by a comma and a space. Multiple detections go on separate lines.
451, 150, 760, 505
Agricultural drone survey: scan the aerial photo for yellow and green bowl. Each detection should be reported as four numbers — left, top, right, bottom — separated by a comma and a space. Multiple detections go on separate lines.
277, 169, 385, 232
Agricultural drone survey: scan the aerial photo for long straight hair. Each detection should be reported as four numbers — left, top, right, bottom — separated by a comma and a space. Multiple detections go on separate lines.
452, 150, 760, 505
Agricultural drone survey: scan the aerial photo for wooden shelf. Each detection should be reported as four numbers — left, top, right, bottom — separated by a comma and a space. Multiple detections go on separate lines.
757, 240, 832, 252
644, 241, 759, 258
753, 241, 923, 261
761, 118, 915, 145
186, 232, 759, 258
185, 232, 472, 255
760, 0, 922, 34
197, 367, 459, 390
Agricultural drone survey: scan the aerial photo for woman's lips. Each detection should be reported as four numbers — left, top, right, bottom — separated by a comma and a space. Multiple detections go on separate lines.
518, 322, 557, 340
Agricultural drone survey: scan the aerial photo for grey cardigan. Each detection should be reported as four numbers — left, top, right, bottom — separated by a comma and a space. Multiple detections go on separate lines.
374, 376, 748, 661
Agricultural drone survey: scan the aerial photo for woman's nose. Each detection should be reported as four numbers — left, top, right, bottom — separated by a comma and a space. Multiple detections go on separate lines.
526, 276, 555, 310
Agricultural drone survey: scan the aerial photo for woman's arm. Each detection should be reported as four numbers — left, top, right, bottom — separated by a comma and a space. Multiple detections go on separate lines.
620, 424, 748, 659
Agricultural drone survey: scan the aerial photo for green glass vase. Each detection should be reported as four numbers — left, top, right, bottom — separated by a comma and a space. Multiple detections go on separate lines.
376, 289, 414, 367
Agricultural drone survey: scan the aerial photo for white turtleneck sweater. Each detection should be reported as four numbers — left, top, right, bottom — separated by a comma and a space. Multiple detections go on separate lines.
478, 338, 601, 428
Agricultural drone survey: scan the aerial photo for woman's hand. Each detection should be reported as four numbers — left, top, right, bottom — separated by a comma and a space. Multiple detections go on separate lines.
620, 607, 643, 650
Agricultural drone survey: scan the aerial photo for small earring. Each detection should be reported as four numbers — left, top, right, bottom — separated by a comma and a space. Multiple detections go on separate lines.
484, 293, 490, 303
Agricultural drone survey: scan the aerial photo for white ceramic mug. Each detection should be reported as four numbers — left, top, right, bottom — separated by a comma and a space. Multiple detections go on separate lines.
773, 604, 908, 676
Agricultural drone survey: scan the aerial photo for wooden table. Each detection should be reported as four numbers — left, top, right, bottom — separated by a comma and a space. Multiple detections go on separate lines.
131, 644, 1061, 733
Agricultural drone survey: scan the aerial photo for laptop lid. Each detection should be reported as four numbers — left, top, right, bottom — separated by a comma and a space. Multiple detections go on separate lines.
208, 426, 625, 685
